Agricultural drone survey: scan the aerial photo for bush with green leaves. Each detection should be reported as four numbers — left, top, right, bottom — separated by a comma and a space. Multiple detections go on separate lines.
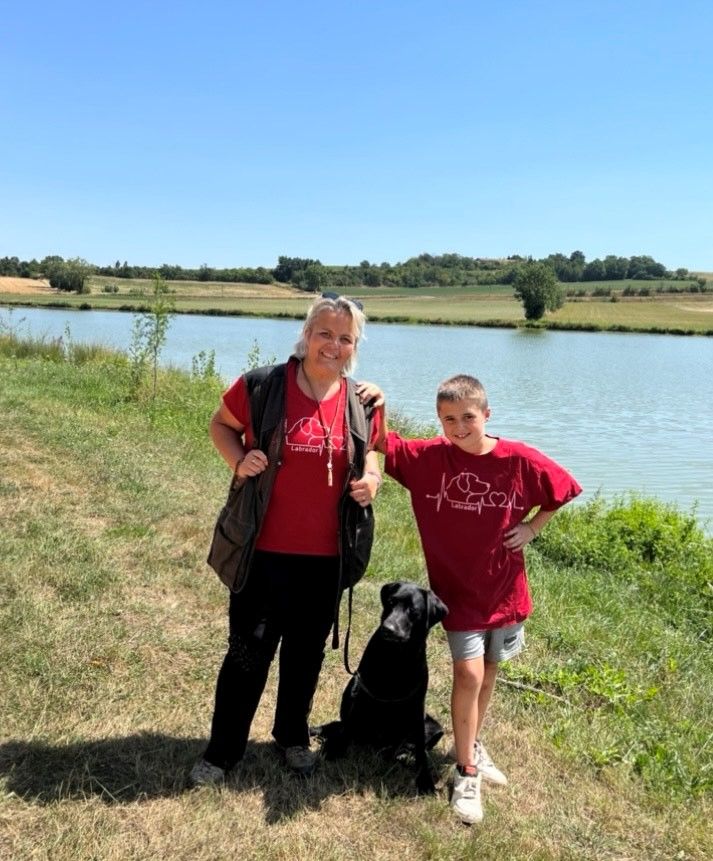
46, 258, 92, 293
536, 495, 713, 638
512, 261, 563, 320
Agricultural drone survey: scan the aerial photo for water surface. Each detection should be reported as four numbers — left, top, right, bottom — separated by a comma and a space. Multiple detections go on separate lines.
5, 305, 712, 526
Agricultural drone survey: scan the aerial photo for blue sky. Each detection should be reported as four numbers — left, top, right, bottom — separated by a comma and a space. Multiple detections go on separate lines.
2, 1, 712, 271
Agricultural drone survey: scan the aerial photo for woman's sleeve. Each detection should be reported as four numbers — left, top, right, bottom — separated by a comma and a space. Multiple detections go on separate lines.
222, 376, 252, 428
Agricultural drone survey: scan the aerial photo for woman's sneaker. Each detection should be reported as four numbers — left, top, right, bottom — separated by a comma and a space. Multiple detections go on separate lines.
475, 741, 508, 786
450, 765, 483, 825
189, 758, 226, 787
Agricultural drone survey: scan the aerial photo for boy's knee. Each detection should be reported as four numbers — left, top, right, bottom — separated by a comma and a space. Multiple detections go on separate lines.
453, 658, 484, 689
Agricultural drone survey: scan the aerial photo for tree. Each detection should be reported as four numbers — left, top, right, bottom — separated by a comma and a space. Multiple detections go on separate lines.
628, 255, 667, 279
273, 256, 321, 283
582, 259, 606, 281
46, 257, 91, 293
198, 263, 214, 282
302, 263, 328, 292
545, 252, 579, 282
129, 273, 175, 408
512, 262, 563, 320
603, 255, 629, 280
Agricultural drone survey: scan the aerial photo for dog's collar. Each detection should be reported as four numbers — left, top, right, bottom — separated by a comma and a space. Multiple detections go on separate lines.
353, 671, 424, 704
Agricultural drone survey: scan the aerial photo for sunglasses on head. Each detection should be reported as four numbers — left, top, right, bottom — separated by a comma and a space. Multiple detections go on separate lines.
321, 291, 364, 311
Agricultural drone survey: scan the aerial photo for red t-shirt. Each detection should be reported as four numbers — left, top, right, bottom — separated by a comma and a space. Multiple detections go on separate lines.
223, 360, 380, 556
385, 432, 582, 631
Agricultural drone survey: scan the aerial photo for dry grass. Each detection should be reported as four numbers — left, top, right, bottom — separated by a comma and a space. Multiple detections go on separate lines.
88, 275, 299, 300
1, 355, 710, 860
0, 276, 53, 294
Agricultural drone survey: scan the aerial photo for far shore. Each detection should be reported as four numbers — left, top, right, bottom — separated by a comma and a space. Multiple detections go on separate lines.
2, 275, 712, 336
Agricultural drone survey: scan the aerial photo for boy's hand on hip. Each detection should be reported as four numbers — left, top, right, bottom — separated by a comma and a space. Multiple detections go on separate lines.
503, 522, 537, 551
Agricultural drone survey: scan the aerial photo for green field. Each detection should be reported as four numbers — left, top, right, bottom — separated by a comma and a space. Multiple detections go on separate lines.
2, 275, 712, 334
1, 336, 711, 860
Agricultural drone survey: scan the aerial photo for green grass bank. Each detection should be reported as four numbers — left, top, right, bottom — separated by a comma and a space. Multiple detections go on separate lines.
0, 336, 711, 860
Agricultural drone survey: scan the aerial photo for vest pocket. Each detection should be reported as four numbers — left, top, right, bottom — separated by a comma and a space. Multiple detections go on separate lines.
207, 482, 259, 592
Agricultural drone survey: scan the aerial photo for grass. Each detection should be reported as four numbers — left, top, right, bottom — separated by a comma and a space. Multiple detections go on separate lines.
0, 338, 711, 860
1, 275, 712, 334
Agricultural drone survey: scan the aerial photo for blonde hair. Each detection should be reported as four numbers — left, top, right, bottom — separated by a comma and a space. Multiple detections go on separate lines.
293, 295, 366, 375
437, 374, 488, 410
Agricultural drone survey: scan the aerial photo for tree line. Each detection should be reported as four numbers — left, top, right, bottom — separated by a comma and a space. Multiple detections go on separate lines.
0, 250, 705, 297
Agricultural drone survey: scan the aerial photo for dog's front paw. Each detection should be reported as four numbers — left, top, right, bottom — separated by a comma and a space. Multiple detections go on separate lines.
323, 726, 349, 761
416, 769, 437, 795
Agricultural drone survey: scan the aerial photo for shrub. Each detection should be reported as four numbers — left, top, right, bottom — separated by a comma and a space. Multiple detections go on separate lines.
47, 258, 92, 293
537, 496, 713, 638
512, 262, 563, 320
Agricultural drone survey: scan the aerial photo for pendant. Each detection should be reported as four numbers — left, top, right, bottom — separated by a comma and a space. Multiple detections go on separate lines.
327, 461, 333, 487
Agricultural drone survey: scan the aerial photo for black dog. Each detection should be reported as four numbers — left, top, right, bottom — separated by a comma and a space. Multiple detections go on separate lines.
314, 581, 448, 793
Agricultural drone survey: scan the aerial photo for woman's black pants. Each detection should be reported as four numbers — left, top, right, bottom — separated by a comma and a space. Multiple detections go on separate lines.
203, 550, 340, 770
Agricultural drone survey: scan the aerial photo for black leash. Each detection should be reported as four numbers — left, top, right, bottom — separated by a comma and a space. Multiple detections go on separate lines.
343, 582, 355, 675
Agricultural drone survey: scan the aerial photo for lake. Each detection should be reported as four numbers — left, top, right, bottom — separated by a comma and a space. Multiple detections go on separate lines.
4, 305, 713, 527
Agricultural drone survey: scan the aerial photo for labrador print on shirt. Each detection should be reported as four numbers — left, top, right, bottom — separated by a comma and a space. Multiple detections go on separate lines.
284, 416, 345, 455
426, 470, 525, 514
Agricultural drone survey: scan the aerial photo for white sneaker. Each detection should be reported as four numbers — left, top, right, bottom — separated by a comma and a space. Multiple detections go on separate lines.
448, 740, 508, 786
450, 767, 483, 825
189, 758, 225, 787
475, 741, 508, 786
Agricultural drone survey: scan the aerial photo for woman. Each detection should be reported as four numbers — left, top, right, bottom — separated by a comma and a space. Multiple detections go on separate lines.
191, 294, 382, 784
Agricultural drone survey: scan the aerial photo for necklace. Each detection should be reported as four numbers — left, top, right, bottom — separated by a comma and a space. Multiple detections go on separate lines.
300, 363, 344, 487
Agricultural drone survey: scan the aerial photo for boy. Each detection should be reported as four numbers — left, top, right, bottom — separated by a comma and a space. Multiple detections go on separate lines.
377, 375, 581, 824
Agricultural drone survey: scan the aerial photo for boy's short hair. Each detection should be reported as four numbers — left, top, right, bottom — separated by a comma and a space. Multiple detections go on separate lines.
437, 375, 488, 410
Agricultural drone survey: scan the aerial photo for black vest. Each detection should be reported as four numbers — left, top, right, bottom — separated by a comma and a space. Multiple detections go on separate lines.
207, 360, 375, 595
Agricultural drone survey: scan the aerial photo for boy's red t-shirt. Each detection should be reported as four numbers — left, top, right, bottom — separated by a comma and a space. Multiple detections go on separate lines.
222, 361, 380, 556
385, 432, 582, 631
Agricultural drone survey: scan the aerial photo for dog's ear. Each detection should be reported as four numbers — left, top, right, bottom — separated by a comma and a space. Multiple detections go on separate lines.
380, 581, 403, 607
426, 591, 448, 628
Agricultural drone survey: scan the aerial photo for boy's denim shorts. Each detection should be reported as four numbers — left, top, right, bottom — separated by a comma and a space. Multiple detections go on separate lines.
446, 622, 525, 663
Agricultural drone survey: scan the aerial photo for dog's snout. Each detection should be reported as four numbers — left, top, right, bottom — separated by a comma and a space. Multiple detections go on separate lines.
381, 612, 409, 641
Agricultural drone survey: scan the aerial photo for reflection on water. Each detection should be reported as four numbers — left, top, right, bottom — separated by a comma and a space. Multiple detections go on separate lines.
6, 306, 713, 527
